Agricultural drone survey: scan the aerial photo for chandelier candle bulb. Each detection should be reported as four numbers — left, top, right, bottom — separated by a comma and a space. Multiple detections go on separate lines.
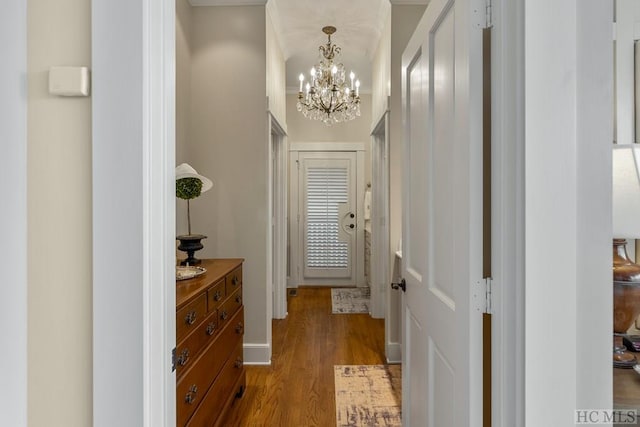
299, 73, 304, 92
350, 71, 355, 90
355, 80, 360, 96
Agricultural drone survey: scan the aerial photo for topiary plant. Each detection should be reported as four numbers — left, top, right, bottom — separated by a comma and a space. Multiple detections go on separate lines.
176, 177, 203, 235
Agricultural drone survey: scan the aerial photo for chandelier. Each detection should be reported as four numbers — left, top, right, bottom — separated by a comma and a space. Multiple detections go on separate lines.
297, 26, 361, 126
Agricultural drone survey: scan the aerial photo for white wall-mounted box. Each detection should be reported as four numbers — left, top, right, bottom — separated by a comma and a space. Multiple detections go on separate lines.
49, 66, 90, 96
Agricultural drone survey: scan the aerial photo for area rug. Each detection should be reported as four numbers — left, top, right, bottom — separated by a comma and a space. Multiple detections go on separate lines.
331, 288, 371, 314
334, 364, 402, 427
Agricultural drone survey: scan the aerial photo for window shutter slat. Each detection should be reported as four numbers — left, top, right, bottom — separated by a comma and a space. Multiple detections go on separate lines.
305, 165, 349, 269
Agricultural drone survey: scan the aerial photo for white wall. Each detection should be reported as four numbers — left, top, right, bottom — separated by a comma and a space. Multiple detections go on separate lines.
371, 12, 391, 123
176, 0, 193, 235
27, 0, 93, 426
386, 4, 428, 350
176, 0, 192, 165
189, 5, 271, 363
0, 1, 27, 426
286, 93, 373, 145
266, 6, 287, 128
286, 94, 373, 186
286, 92, 373, 214
615, 0, 640, 145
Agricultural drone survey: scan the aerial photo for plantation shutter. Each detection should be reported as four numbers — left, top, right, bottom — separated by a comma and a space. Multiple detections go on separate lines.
305, 166, 349, 268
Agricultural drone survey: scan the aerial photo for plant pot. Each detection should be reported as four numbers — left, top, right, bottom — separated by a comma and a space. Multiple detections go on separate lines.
177, 234, 207, 266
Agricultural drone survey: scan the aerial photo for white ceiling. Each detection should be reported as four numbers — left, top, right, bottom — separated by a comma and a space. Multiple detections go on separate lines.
189, 0, 429, 92
268, 0, 389, 93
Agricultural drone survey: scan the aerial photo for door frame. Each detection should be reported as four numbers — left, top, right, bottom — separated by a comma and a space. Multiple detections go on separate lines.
92, 0, 176, 426
85, 1, 610, 426
269, 114, 288, 320
371, 109, 391, 320
1, 1, 27, 425
288, 142, 365, 288
490, 0, 525, 425
522, 1, 612, 425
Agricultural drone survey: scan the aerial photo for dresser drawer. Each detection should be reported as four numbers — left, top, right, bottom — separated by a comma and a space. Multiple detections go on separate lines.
206, 278, 226, 311
175, 309, 219, 378
218, 287, 242, 330
176, 294, 207, 342
177, 307, 244, 426
186, 341, 245, 427
225, 266, 242, 295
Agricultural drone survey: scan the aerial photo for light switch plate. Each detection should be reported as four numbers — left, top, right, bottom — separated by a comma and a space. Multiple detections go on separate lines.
49, 66, 90, 96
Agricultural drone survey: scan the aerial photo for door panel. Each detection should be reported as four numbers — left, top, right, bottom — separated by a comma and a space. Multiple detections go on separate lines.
301, 152, 357, 285
401, 0, 483, 425
403, 43, 430, 427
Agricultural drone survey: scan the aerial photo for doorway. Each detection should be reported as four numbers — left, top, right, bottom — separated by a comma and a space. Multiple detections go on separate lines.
288, 143, 365, 288
370, 112, 390, 319
270, 115, 288, 320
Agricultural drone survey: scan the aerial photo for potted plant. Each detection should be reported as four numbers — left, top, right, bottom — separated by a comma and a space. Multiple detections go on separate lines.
176, 163, 212, 265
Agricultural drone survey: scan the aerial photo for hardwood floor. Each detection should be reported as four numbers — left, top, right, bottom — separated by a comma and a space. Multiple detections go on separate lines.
223, 287, 387, 427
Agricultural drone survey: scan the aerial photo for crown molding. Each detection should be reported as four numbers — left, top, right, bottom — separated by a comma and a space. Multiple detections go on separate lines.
189, 0, 267, 6
389, 0, 429, 4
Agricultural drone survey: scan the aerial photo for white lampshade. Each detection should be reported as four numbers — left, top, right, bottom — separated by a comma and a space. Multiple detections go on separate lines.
613, 144, 640, 237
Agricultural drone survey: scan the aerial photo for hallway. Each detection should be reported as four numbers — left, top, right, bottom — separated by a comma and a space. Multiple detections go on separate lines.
224, 287, 387, 426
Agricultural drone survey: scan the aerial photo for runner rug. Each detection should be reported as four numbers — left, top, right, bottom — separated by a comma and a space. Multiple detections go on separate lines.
334, 364, 402, 427
331, 288, 371, 314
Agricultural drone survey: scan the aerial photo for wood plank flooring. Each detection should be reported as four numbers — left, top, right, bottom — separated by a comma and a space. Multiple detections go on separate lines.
224, 287, 387, 427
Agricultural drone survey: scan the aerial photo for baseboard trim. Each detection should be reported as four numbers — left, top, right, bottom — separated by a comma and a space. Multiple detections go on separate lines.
243, 343, 272, 365
386, 342, 402, 364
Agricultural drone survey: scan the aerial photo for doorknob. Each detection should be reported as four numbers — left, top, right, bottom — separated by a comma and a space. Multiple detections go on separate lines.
391, 279, 406, 292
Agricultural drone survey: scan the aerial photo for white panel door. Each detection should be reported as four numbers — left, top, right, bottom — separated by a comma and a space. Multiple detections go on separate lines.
401, 0, 483, 425
301, 151, 357, 285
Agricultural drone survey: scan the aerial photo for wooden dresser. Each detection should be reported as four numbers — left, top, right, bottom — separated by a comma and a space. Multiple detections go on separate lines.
176, 258, 246, 427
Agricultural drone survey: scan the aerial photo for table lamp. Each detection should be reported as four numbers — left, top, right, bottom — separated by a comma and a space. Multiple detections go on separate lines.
612, 144, 640, 368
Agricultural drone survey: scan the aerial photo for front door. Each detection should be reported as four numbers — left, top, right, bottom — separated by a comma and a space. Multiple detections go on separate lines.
300, 151, 357, 286
400, 0, 484, 425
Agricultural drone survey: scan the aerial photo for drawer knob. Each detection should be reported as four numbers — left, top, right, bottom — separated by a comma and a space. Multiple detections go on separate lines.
232, 276, 239, 286
234, 357, 243, 368
185, 384, 198, 405
235, 322, 244, 334
220, 310, 228, 321
206, 322, 217, 336
185, 310, 197, 326
177, 348, 190, 366
235, 295, 242, 304
214, 290, 222, 302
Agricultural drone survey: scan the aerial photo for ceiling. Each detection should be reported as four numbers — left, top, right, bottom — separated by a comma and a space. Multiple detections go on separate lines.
189, 0, 429, 92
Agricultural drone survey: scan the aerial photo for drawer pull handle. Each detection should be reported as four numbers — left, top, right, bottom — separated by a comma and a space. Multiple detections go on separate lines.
232, 276, 239, 287
220, 310, 228, 321
214, 290, 223, 302
177, 348, 190, 366
235, 322, 244, 334
185, 384, 198, 405
234, 357, 243, 368
185, 310, 197, 326
235, 295, 242, 304
206, 322, 217, 336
